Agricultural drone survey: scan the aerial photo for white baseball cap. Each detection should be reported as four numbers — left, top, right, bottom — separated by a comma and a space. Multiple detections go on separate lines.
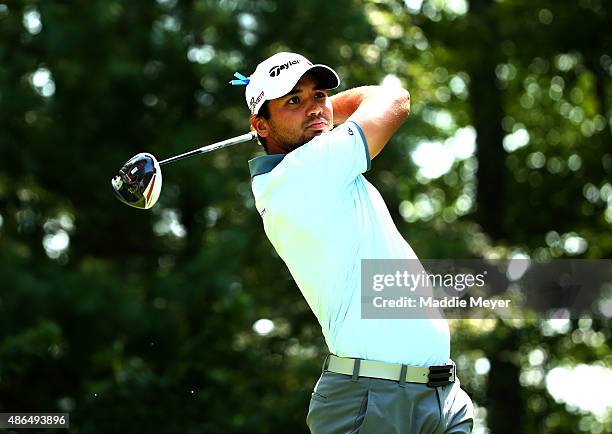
233, 52, 340, 116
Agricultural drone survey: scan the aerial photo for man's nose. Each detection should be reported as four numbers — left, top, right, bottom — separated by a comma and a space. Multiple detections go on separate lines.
305, 97, 323, 117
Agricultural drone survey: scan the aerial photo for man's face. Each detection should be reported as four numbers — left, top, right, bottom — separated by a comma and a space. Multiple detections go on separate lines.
253, 73, 333, 153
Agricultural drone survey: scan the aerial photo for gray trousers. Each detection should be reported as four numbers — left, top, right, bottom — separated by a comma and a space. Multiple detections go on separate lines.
306, 372, 474, 434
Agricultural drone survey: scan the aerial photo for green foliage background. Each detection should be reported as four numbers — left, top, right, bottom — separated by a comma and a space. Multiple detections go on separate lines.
0, 0, 610, 433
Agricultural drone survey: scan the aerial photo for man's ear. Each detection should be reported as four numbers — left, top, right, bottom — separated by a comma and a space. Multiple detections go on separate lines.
250, 115, 269, 138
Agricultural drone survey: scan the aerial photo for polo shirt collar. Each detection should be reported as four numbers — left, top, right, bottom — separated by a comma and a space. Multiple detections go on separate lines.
248, 153, 286, 179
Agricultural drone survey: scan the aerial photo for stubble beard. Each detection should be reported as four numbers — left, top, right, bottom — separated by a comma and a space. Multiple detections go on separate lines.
268, 121, 309, 152
269, 117, 331, 152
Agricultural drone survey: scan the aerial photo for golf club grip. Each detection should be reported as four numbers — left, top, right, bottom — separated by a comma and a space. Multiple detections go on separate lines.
159, 131, 256, 166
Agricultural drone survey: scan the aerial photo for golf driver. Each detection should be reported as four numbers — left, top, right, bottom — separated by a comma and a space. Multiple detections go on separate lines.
111, 131, 257, 209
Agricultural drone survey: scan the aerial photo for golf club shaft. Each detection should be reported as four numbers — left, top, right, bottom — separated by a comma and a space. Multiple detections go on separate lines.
159, 131, 257, 166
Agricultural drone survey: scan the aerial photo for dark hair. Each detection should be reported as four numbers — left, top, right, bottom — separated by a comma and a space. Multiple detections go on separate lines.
255, 101, 271, 153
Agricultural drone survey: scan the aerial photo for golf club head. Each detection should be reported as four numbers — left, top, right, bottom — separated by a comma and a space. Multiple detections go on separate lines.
111, 153, 162, 209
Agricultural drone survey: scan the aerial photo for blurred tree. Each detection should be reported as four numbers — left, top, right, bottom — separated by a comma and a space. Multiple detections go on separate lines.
374, 1, 611, 433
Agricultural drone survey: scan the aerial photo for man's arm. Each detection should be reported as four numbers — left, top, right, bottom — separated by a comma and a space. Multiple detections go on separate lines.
330, 86, 410, 159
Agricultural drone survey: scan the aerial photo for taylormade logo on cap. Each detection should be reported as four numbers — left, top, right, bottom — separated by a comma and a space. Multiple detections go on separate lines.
268, 59, 303, 77
244, 52, 341, 115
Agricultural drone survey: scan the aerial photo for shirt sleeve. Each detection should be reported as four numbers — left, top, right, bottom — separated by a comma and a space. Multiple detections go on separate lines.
286, 121, 371, 192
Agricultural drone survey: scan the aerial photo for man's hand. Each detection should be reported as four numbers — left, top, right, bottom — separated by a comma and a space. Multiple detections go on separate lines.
330, 86, 410, 159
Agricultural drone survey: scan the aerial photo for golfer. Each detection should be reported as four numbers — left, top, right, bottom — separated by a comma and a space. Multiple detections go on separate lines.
237, 52, 474, 433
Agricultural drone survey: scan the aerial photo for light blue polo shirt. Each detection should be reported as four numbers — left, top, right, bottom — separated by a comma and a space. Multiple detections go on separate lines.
249, 121, 449, 366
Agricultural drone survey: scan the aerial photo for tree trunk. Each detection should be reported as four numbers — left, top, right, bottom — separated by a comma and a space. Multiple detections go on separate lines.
468, 0, 507, 241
